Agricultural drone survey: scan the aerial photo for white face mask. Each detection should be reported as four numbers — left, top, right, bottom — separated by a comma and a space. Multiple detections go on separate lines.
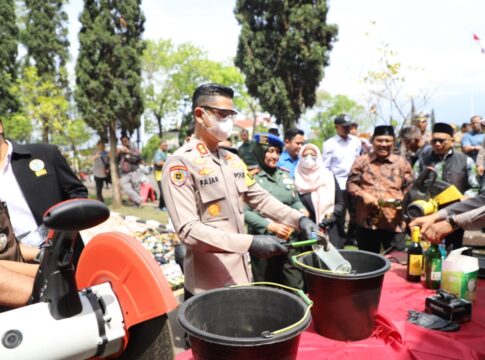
301, 155, 317, 169
203, 111, 234, 141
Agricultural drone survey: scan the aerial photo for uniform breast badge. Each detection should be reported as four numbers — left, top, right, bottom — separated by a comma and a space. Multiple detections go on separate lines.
29, 159, 47, 177
199, 168, 213, 176
207, 203, 221, 217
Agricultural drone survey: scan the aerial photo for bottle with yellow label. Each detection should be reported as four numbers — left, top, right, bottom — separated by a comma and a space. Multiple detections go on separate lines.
407, 226, 423, 282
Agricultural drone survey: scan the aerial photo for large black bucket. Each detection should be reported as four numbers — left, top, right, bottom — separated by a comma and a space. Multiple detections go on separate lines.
293, 250, 390, 341
178, 285, 312, 360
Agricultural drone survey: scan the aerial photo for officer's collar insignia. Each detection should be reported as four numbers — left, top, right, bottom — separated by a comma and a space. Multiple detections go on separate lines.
199, 168, 213, 176
196, 143, 210, 157
29, 159, 47, 177
207, 203, 221, 217
169, 165, 188, 187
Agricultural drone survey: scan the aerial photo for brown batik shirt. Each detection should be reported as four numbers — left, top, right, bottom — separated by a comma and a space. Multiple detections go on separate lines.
347, 152, 413, 232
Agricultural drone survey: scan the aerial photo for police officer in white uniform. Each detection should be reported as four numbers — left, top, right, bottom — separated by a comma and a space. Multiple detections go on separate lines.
162, 83, 318, 299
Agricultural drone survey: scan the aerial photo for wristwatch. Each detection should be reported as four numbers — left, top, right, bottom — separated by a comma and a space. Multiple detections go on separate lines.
446, 215, 460, 231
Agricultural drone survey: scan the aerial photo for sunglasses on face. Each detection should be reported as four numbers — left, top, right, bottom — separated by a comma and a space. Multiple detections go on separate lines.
200, 105, 238, 121
431, 138, 449, 144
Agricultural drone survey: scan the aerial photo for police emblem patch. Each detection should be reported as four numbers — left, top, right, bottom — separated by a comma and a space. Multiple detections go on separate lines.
170, 165, 188, 187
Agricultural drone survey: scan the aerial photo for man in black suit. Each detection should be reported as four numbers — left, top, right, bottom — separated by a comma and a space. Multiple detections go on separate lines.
0, 119, 88, 307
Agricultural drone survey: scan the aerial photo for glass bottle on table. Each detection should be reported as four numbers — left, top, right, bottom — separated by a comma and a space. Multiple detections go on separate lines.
407, 226, 423, 282
424, 243, 442, 289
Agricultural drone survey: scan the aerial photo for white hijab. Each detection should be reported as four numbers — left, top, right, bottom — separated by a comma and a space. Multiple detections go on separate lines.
294, 144, 335, 223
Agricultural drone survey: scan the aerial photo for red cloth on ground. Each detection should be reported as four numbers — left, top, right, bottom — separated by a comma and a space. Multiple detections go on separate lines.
176, 263, 485, 360
140, 182, 156, 203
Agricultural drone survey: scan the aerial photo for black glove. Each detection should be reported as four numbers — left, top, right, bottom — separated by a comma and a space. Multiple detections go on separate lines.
249, 235, 288, 259
319, 214, 337, 229
299, 216, 319, 240
407, 310, 460, 332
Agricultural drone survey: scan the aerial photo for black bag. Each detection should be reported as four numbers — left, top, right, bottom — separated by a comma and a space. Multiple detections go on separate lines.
100, 155, 111, 180
0, 202, 23, 262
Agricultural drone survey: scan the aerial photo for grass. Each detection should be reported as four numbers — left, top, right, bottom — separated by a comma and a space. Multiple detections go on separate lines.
88, 193, 169, 224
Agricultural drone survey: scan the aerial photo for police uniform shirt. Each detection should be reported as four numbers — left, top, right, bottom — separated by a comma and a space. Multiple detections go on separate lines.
162, 137, 303, 294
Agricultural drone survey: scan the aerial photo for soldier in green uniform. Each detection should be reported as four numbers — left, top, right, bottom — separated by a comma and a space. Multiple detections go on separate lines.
238, 129, 258, 171
244, 133, 308, 289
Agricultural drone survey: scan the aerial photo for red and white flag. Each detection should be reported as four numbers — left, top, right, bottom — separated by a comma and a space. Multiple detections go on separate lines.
473, 33, 485, 54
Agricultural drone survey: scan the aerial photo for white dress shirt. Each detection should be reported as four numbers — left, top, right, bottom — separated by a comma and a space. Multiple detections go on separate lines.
0, 140, 43, 246
322, 134, 362, 190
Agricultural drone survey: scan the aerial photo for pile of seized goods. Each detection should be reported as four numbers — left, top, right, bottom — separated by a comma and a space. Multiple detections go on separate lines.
133, 226, 184, 291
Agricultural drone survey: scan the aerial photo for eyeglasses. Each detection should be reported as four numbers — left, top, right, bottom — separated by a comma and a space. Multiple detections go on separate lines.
431, 138, 448, 144
200, 105, 238, 121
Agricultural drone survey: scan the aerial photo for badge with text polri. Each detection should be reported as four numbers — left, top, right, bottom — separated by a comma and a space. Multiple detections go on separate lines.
170, 165, 188, 187
29, 159, 47, 177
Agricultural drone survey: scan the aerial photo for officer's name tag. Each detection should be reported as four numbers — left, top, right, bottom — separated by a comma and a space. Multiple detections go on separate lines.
200, 176, 219, 186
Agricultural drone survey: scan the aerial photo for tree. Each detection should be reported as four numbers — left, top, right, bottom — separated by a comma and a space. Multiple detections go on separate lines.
234, 0, 338, 131
0, 0, 20, 117
142, 39, 249, 144
362, 41, 434, 130
11, 66, 69, 142
307, 91, 367, 149
22, 0, 70, 142
75, 0, 145, 207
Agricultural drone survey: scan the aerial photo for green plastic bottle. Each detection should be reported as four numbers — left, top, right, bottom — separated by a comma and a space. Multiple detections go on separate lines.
424, 243, 442, 289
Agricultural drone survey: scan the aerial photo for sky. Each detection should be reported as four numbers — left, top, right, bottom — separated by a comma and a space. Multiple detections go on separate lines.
65, 0, 485, 128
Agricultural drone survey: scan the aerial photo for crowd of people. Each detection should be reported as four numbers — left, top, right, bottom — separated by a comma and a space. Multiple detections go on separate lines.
157, 83, 485, 304
2, 82, 485, 315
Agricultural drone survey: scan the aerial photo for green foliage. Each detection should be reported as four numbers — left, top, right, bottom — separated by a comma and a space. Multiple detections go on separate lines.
22, 0, 70, 142
0, 0, 20, 117
142, 38, 248, 141
75, 0, 145, 137
50, 116, 91, 147
75, 0, 145, 207
11, 66, 69, 142
308, 91, 367, 149
234, 0, 338, 131
1, 113, 32, 143
22, 0, 70, 87
141, 134, 161, 162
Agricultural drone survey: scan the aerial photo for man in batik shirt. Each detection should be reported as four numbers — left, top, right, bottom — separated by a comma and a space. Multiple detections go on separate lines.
347, 125, 413, 253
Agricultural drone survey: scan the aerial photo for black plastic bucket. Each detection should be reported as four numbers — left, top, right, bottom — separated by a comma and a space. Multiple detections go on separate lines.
293, 250, 390, 341
178, 285, 311, 360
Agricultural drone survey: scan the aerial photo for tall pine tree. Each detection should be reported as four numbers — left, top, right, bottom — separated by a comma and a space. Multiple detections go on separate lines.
75, 0, 145, 207
235, 0, 337, 131
0, 0, 20, 117
23, 0, 70, 141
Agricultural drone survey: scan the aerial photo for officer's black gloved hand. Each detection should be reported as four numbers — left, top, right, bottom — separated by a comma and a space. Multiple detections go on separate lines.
407, 310, 460, 332
299, 216, 319, 240
249, 235, 288, 259
319, 214, 337, 229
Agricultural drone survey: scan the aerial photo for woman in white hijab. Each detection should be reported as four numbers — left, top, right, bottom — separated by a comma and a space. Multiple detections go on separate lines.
294, 143, 345, 248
